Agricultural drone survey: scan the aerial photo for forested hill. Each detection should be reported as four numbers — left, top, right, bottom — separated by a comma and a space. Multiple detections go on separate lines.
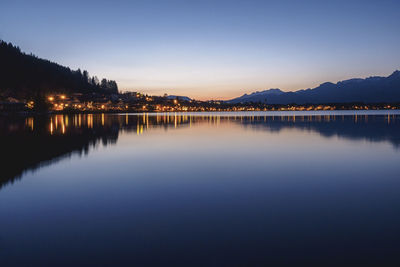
0, 40, 118, 100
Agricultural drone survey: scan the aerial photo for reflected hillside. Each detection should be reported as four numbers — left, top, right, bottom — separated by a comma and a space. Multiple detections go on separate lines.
1, 113, 399, 189
1, 115, 120, 189
237, 114, 400, 148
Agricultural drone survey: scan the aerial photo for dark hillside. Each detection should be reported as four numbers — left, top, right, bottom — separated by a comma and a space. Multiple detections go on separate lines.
0, 40, 118, 101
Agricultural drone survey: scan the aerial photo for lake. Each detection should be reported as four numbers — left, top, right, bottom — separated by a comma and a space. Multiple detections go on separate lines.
1, 111, 400, 266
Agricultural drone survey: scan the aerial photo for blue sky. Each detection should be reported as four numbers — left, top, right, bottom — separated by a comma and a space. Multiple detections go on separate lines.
1, 0, 399, 99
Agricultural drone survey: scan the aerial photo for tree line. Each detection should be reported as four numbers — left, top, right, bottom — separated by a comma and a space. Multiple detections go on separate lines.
0, 40, 118, 101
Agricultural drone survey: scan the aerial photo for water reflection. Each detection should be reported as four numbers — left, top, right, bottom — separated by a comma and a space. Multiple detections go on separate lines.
2, 111, 400, 266
1, 112, 399, 189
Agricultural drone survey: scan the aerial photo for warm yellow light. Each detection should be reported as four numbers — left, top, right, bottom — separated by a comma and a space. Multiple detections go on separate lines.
60, 95, 66, 99
48, 96, 54, 101
173, 99, 178, 104
101, 105, 105, 109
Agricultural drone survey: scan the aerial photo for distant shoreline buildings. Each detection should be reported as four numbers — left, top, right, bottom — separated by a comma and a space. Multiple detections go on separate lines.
0, 91, 399, 114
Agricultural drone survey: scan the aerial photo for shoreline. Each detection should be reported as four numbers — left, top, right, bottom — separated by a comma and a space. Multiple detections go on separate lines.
2, 109, 400, 117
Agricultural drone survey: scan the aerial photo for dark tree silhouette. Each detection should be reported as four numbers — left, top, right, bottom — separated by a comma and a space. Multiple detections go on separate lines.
100, 78, 118, 93
0, 40, 119, 102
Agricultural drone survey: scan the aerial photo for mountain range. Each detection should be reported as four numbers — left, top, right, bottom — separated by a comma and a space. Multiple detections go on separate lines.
228, 71, 400, 104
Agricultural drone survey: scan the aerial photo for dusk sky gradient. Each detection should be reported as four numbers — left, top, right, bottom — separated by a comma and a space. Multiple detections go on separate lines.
1, 0, 399, 99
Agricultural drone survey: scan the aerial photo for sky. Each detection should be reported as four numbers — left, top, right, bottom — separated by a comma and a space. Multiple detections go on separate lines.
1, 0, 400, 100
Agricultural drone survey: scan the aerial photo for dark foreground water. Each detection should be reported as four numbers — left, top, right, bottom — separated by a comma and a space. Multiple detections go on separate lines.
1, 111, 400, 266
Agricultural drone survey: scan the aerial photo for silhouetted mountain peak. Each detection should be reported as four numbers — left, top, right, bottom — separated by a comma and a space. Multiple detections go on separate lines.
365, 76, 384, 82
389, 70, 400, 79
263, 88, 284, 94
246, 88, 284, 97
338, 78, 364, 85
228, 89, 285, 103
319, 82, 335, 87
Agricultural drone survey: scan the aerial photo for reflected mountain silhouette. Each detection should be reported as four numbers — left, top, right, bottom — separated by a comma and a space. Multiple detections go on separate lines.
238, 114, 400, 147
1, 113, 399, 189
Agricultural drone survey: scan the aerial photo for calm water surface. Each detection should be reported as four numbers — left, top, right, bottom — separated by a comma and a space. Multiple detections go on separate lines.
1, 111, 400, 266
